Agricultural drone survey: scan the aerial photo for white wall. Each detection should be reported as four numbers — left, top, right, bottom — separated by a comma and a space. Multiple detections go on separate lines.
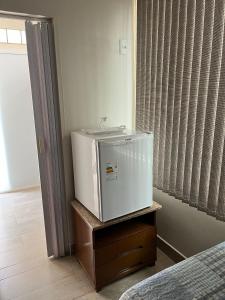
0, 0, 134, 204
155, 189, 225, 257
0, 53, 40, 192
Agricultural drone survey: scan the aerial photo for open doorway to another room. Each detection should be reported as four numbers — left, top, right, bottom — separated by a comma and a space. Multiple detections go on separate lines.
0, 17, 47, 266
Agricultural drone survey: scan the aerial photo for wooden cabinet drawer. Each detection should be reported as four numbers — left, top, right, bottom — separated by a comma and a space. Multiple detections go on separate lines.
95, 226, 156, 267
95, 244, 154, 288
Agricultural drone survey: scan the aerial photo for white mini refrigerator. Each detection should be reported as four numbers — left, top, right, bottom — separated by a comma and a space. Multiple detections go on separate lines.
71, 130, 153, 222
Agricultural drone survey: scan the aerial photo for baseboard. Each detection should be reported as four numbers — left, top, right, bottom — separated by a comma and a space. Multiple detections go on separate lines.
0, 185, 40, 193
157, 235, 187, 263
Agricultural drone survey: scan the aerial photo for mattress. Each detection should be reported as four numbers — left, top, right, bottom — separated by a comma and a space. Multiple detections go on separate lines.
119, 242, 225, 300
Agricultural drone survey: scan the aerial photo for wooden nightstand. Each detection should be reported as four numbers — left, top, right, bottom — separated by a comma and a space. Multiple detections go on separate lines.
71, 200, 161, 291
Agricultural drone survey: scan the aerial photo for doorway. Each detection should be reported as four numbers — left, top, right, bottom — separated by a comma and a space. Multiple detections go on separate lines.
0, 17, 40, 193
0, 17, 47, 262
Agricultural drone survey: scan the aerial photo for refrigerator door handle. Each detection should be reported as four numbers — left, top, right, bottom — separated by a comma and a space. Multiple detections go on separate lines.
100, 136, 146, 146
101, 140, 134, 146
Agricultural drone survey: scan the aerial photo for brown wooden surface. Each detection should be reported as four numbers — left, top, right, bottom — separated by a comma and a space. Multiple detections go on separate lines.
95, 246, 155, 289
94, 221, 155, 248
73, 210, 95, 283
95, 227, 156, 267
72, 201, 160, 291
71, 199, 161, 230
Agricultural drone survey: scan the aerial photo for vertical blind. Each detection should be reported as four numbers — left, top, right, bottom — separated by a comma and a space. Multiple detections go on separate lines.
136, 0, 225, 221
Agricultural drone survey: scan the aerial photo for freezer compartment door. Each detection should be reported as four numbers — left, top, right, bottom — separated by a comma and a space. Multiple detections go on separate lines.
98, 135, 153, 222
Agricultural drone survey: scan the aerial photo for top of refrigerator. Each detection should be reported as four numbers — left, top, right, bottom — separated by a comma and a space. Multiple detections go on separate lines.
72, 126, 151, 141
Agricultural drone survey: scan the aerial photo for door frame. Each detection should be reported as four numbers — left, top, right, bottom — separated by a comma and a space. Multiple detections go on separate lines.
0, 10, 69, 257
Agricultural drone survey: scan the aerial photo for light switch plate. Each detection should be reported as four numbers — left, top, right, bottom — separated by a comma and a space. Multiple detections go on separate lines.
119, 39, 128, 55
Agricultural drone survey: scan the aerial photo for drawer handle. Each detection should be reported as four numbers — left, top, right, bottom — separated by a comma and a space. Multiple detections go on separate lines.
111, 246, 144, 261
116, 262, 143, 277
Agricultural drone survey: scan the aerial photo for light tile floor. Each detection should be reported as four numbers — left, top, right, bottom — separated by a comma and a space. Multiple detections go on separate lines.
0, 188, 174, 300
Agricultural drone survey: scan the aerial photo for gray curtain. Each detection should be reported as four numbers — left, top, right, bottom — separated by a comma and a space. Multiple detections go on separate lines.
136, 0, 225, 221
25, 20, 68, 257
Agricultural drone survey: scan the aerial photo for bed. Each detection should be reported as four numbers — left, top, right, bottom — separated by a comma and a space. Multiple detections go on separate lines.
120, 242, 225, 300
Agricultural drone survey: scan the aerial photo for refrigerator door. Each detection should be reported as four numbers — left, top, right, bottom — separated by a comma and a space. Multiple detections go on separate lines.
71, 132, 100, 219
98, 134, 153, 221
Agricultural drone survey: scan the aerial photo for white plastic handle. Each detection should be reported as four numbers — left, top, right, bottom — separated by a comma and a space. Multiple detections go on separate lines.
101, 137, 140, 146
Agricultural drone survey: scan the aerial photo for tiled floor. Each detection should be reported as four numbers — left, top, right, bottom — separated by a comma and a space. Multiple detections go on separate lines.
0, 188, 174, 300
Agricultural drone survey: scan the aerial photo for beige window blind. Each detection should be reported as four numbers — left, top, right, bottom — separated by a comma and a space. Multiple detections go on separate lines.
136, 0, 225, 221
